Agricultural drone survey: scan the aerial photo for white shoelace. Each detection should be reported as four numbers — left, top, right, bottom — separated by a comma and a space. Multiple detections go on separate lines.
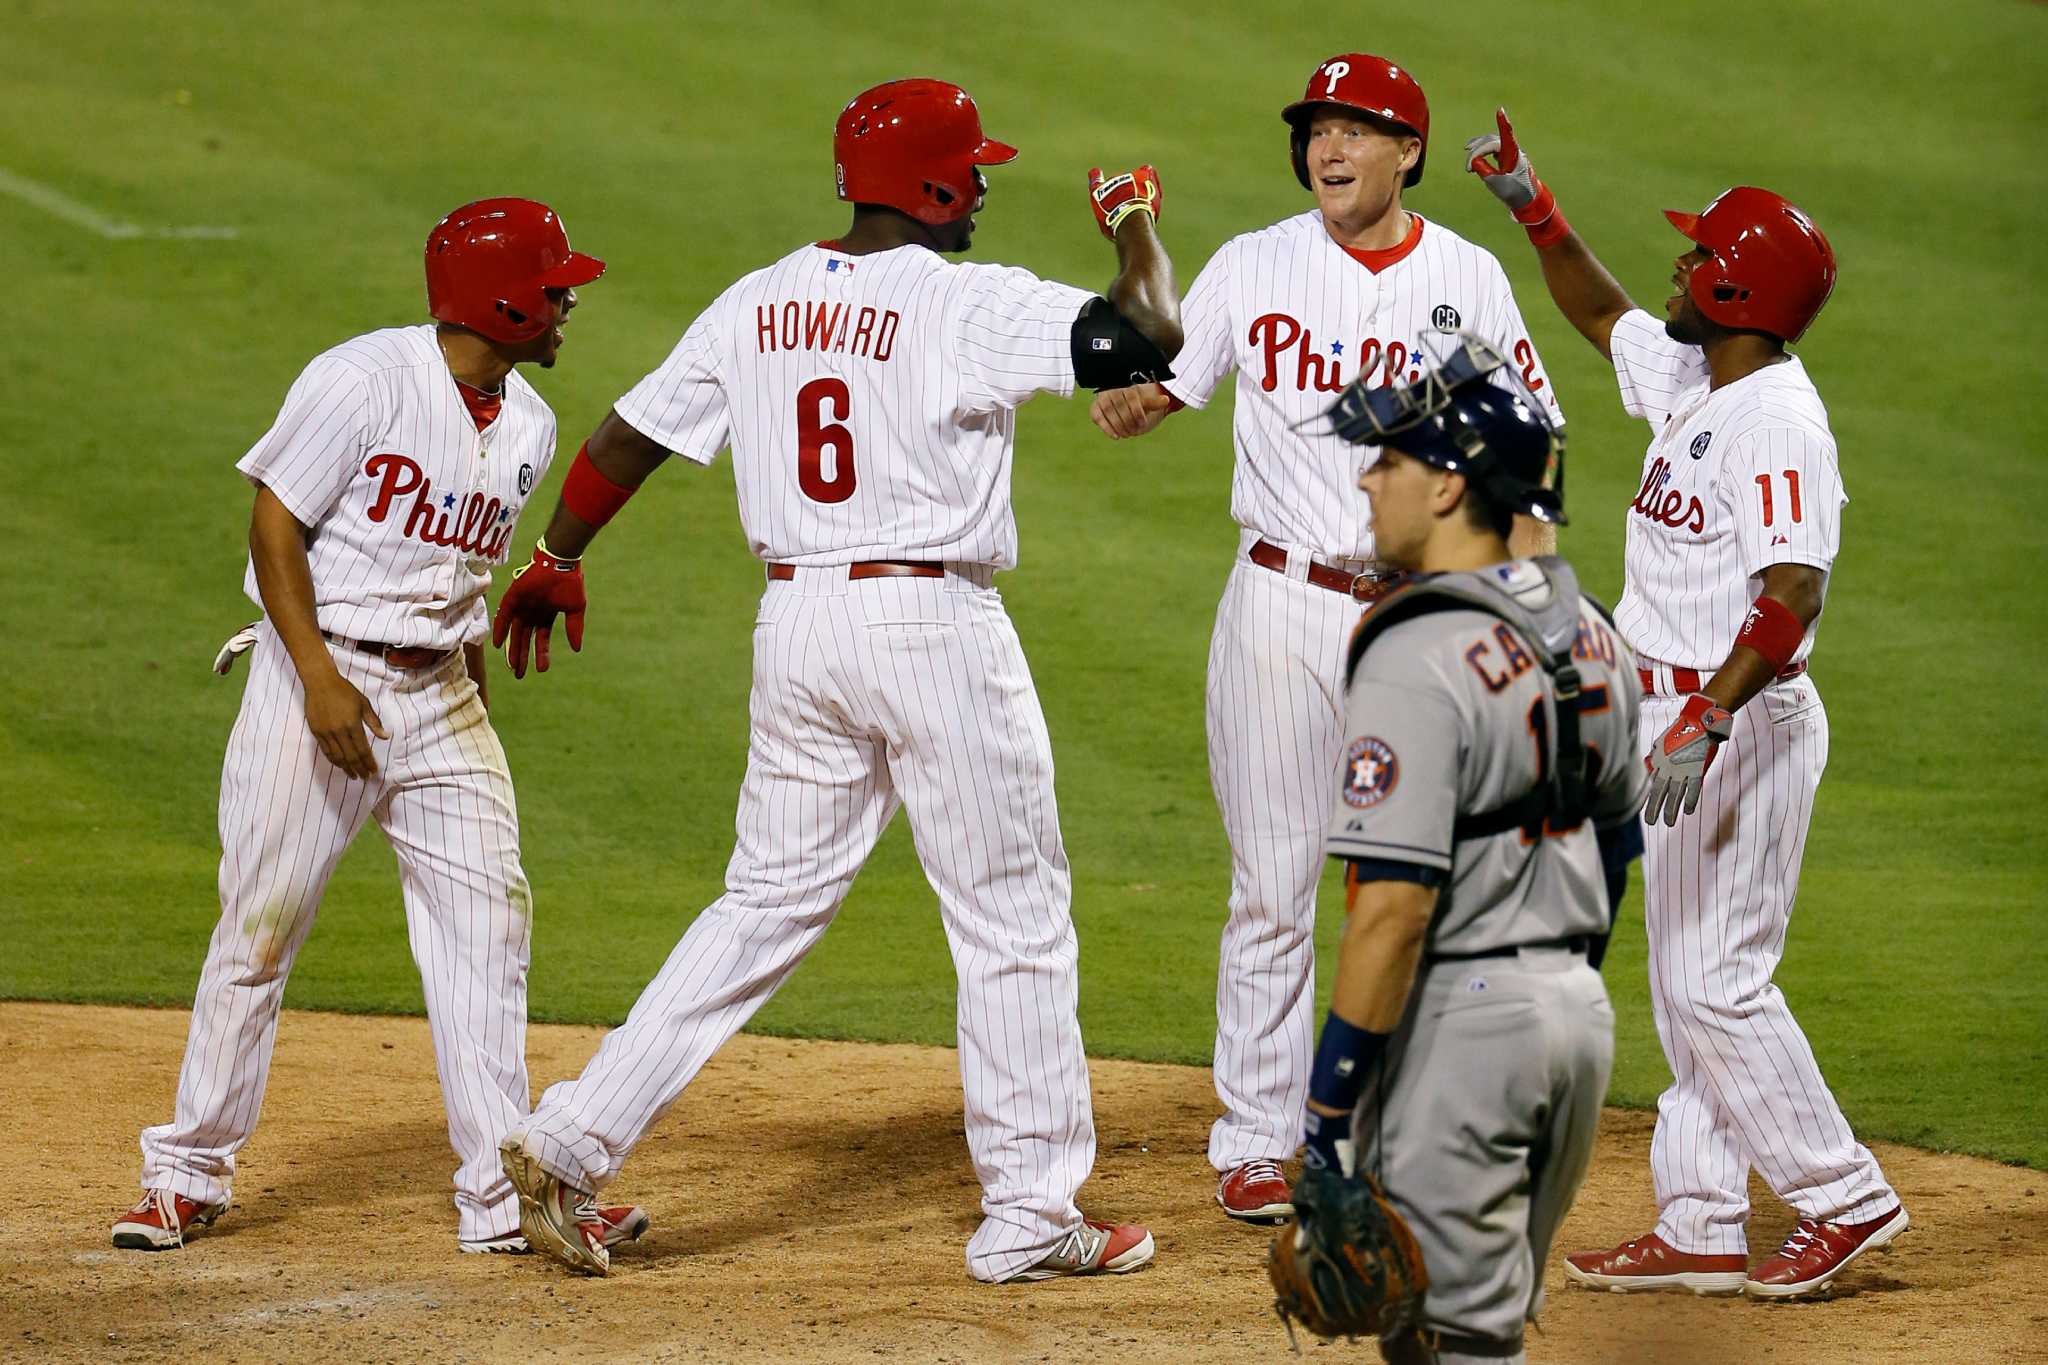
1776, 1221, 1822, 1259
1239, 1160, 1285, 1186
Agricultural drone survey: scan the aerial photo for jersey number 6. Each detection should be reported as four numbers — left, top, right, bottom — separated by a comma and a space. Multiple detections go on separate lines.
797, 377, 856, 504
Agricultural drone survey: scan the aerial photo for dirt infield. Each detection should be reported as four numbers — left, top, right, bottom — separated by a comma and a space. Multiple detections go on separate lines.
2, 1003, 2041, 1363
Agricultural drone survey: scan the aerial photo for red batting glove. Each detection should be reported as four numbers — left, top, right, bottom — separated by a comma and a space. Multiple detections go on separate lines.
491, 540, 586, 678
1465, 108, 1563, 240
1088, 165, 1163, 241
1643, 692, 1733, 826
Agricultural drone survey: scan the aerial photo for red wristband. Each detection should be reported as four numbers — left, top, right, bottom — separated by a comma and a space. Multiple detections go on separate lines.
1735, 594, 1804, 670
1525, 203, 1570, 250
561, 443, 637, 528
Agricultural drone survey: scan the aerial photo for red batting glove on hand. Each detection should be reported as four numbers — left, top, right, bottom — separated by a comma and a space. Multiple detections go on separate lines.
1465, 108, 1559, 228
1088, 165, 1163, 241
1644, 692, 1733, 826
492, 541, 586, 678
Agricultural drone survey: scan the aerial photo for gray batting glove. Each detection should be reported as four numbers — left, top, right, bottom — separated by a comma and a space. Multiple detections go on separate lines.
1644, 693, 1734, 825
212, 621, 261, 676
1465, 108, 1548, 219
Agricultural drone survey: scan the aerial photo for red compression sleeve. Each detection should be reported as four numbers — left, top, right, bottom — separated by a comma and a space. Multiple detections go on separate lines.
1736, 594, 1805, 670
560, 443, 636, 528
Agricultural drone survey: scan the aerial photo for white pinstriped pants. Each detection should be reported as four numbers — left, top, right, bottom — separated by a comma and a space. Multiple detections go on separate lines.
1205, 539, 1368, 1172
520, 567, 1097, 1283
1640, 675, 1897, 1255
139, 624, 533, 1244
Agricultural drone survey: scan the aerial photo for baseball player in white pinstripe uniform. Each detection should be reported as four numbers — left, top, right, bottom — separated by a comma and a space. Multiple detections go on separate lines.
115, 200, 648, 1257
1464, 113, 1907, 1299
1091, 53, 1561, 1224
486, 81, 1182, 1284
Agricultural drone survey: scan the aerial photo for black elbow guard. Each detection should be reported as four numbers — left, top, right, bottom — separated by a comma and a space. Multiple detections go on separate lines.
1070, 297, 1175, 391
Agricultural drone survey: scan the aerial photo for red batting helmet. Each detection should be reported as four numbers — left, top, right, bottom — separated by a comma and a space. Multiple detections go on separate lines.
425, 198, 605, 345
1282, 53, 1430, 190
833, 79, 1018, 226
1664, 187, 1836, 342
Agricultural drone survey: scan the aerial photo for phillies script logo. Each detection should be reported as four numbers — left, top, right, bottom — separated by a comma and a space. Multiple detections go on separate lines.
363, 453, 513, 559
1249, 313, 1425, 394
1631, 456, 1706, 534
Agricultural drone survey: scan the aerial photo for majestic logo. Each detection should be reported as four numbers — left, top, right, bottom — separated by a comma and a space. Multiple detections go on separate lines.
517, 462, 535, 495
363, 453, 514, 562
1689, 431, 1713, 460
1342, 736, 1400, 810
1431, 304, 1462, 333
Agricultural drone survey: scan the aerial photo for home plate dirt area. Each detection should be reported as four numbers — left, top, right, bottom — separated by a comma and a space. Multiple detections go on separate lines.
3, 1003, 2041, 1363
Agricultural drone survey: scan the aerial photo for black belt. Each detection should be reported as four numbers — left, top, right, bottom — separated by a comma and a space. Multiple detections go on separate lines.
1428, 935, 1591, 964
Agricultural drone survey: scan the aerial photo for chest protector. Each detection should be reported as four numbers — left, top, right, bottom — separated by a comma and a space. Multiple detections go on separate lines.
1345, 557, 1605, 842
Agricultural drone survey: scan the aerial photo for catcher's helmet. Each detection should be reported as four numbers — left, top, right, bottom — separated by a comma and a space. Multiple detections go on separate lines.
1665, 186, 1836, 342
833, 79, 1017, 226
1325, 332, 1567, 526
425, 198, 605, 345
1282, 53, 1429, 191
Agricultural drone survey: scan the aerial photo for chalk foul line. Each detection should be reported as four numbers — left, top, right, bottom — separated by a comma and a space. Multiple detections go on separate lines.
0, 167, 238, 240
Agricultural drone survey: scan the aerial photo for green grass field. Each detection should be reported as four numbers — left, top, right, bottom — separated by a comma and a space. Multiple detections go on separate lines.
4, 1, 2043, 1168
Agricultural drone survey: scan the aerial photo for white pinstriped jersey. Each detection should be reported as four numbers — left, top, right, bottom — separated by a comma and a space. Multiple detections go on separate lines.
1608, 309, 1846, 668
615, 242, 1092, 568
1162, 211, 1562, 560
235, 325, 558, 651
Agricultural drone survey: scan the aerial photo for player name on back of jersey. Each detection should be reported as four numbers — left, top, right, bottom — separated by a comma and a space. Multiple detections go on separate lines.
755, 300, 903, 362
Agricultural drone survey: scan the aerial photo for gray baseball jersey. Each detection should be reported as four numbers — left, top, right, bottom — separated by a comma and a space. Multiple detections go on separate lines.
1326, 559, 1646, 953
1328, 557, 1645, 1352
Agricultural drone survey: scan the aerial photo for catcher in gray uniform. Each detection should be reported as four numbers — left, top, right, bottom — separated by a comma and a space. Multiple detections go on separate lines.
1285, 335, 1647, 1364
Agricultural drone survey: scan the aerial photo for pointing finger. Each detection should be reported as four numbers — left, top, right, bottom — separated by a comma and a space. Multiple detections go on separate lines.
1495, 107, 1520, 170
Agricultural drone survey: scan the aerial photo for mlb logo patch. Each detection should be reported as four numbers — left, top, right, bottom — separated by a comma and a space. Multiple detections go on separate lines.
827, 259, 855, 274
1091, 337, 1113, 351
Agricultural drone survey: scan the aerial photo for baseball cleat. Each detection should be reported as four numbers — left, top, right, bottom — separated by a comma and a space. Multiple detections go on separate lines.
499, 1132, 612, 1276
459, 1203, 649, 1256
1745, 1205, 1909, 1299
1563, 1231, 1747, 1295
1002, 1219, 1156, 1282
1217, 1160, 1294, 1224
112, 1189, 228, 1251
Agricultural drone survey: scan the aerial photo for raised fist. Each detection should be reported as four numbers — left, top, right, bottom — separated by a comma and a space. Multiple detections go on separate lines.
1088, 165, 1163, 241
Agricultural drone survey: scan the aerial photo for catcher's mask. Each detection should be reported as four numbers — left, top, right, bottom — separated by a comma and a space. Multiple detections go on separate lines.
1322, 330, 1567, 527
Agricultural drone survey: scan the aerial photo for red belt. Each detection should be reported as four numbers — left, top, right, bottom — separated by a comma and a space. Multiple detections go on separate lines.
322, 631, 450, 671
1639, 660, 1807, 696
766, 561, 946, 582
1246, 538, 1396, 603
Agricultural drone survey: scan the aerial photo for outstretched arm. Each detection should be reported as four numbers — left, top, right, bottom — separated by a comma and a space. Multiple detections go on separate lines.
1466, 109, 1634, 359
492, 411, 671, 677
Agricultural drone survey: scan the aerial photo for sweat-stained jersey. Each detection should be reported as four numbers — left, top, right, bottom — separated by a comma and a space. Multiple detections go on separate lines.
1162, 211, 1561, 560
235, 325, 557, 652
614, 242, 1092, 569
1608, 308, 1846, 669
1326, 561, 1646, 956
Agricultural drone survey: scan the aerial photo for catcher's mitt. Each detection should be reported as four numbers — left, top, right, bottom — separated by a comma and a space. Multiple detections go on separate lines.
1268, 1165, 1429, 1349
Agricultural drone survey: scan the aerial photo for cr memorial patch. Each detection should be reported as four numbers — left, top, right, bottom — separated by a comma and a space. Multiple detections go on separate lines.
1342, 737, 1399, 809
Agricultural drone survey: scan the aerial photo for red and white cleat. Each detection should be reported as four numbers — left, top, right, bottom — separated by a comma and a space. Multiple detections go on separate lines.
1003, 1219, 1156, 1282
1745, 1205, 1909, 1299
1217, 1160, 1294, 1224
1563, 1231, 1748, 1295
111, 1189, 228, 1251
